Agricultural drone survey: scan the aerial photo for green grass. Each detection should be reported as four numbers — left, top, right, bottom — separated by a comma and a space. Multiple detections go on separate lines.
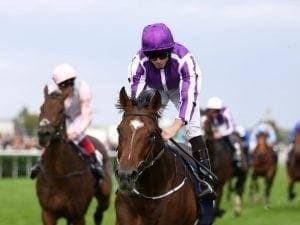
0, 166, 299, 225
215, 165, 300, 225
0, 178, 118, 225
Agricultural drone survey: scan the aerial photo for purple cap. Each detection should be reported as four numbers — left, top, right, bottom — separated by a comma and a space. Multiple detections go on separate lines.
141, 23, 174, 52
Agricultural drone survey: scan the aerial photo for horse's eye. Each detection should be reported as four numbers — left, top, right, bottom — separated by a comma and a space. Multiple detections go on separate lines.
149, 132, 156, 140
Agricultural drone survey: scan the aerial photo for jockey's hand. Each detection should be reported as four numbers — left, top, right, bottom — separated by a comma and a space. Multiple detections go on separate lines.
161, 119, 183, 141
213, 131, 222, 139
67, 131, 77, 140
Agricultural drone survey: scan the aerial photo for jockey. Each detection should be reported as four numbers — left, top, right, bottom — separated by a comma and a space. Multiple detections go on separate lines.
289, 121, 300, 144
30, 63, 103, 179
249, 121, 278, 151
204, 97, 244, 169
128, 23, 215, 224
249, 121, 278, 162
235, 125, 250, 160
287, 121, 300, 157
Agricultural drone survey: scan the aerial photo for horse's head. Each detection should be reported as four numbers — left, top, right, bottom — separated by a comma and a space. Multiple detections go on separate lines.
38, 86, 66, 147
115, 87, 164, 191
256, 131, 269, 148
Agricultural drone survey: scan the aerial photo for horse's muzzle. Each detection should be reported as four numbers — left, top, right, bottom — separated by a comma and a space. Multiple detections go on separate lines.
38, 128, 52, 147
115, 168, 138, 192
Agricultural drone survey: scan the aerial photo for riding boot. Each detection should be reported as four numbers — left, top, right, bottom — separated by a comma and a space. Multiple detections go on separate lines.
30, 158, 42, 179
89, 152, 104, 179
190, 135, 217, 201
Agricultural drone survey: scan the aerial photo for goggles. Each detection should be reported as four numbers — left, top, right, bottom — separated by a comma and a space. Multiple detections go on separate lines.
58, 79, 75, 89
146, 51, 170, 61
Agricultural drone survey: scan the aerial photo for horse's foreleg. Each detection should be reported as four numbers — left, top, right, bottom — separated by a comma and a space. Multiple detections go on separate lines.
94, 179, 111, 225
215, 185, 226, 217
70, 218, 85, 225
264, 169, 276, 203
42, 210, 57, 225
264, 178, 271, 203
249, 175, 259, 203
226, 178, 233, 201
288, 176, 296, 201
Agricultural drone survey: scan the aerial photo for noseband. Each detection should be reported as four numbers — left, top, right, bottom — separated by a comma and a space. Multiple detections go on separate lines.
39, 94, 67, 142
117, 111, 188, 199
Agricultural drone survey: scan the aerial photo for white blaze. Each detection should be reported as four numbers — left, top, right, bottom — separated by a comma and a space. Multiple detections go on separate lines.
128, 119, 144, 159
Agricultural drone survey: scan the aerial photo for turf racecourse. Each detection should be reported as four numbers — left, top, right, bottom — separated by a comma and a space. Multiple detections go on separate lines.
0, 166, 300, 225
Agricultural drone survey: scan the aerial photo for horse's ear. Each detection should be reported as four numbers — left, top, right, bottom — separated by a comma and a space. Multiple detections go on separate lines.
149, 90, 162, 113
43, 85, 49, 99
118, 86, 132, 110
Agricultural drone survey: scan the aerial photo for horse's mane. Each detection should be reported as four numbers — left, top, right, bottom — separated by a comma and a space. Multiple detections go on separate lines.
116, 90, 162, 118
48, 91, 64, 100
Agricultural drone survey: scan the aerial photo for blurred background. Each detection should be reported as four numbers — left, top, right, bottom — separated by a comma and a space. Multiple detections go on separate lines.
0, 1, 299, 225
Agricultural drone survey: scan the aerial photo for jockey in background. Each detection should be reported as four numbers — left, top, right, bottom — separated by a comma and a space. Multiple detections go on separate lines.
289, 120, 300, 145
235, 125, 250, 161
30, 63, 103, 179
287, 120, 300, 159
249, 121, 278, 163
204, 97, 244, 169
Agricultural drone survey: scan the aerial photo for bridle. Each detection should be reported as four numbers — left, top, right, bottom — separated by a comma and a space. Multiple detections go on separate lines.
117, 111, 188, 199
38, 94, 89, 179
119, 112, 165, 177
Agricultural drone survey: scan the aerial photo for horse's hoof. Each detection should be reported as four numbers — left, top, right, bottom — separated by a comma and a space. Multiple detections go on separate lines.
233, 196, 242, 216
234, 209, 241, 217
215, 209, 226, 217
288, 193, 296, 201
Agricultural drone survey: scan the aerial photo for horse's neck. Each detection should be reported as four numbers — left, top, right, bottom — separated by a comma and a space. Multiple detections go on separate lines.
256, 142, 270, 152
295, 133, 300, 145
204, 120, 214, 138
254, 143, 272, 155
137, 149, 179, 192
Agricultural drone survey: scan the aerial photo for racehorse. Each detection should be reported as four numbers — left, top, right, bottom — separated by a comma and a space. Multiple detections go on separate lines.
202, 116, 248, 217
249, 132, 277, 203
286, 131, 300, 200
114, 87, 210, 225
36, 86, 112, 225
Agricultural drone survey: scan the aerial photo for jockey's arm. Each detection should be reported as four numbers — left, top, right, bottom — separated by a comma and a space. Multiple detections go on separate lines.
128, 54, 146, 97
67, 82, 93, 141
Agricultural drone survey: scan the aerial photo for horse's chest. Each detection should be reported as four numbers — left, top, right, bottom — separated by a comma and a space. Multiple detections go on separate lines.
38, 182, 93, 215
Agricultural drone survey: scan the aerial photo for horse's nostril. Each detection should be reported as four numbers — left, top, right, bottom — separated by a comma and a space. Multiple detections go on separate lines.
38, 130, 51, 137
117, 169, 138, 181
131, 170, 138, 178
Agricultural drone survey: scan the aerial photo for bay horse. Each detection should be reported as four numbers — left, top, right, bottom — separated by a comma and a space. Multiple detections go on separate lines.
202, 116, 248, 217
36, 86, 112, 225
249, 132, 277, 203
114, 87, 213, 225
286, 131, 300, 200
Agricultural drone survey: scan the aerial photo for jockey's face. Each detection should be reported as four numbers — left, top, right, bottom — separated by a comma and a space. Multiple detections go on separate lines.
58, 78, 75, 98
208, 109, 220, 118
147, 51, 170, 69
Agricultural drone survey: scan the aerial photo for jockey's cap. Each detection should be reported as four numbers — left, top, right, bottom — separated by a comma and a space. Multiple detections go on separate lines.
52, 63, 77, 85
206, 97, 223, 110
141, 23, 174, 53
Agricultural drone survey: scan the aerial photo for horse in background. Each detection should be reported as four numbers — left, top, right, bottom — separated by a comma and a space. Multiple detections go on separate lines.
202, 115, 248, 217
114, 87, 213, 225
36, 86, 112, 225
286, 131, 300, 200
249, 132, 277, 203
